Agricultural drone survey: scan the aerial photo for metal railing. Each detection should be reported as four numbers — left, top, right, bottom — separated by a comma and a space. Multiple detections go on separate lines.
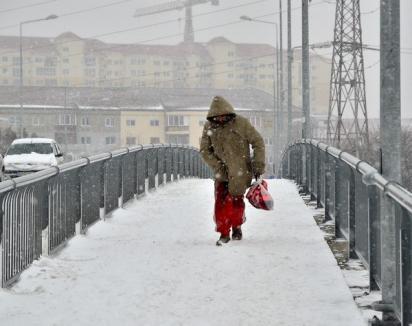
0, 144, 211, 288
282, 139, 412, 326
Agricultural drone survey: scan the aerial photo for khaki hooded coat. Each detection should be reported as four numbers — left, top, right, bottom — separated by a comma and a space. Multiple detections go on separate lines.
200, 96, 266, 196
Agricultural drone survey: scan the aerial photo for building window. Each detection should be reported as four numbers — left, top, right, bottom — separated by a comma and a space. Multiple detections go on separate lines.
81, 136, 91, 144
85, 69, 96, 77
126, 119, 136, 127
81, 116, 90, 126
2, 56, 8, 62
154, 60, 160, 66
105, 117, 114, 128
36, 67, 56, 76
126, 137, 136, 145
58, 114, 75, 126
63, 47, 69, 52
8, 116, 21, 125
199, 120, 206, 126
150, 119, 159, 126
249, 116, 262, 128
228, 51, 234, 57
150, 137, 160, 144
166, 134, 189, 145
105, 136, 116, 145
63, 69, 70, 75
44, 57, 57, 67
265, 137, 273, 145
63, 58, 69, 63
167, 115, 188, 127
45, 79, 57, 86
32, 116, 41, 126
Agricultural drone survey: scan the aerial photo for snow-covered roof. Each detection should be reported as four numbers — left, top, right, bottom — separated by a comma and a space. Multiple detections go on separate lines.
12, 138, 56, 144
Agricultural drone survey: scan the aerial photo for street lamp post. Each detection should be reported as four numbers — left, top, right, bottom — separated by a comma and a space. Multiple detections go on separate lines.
240, 15, 281, 175
19, 14, 58, 138
302, 0, 310, 139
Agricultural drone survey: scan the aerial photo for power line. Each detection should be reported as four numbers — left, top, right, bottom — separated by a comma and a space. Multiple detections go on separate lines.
0, 0, 269, 32
0, 0, 57, 14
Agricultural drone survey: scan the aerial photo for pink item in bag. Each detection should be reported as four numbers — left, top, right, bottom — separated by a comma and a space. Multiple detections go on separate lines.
246, 179, 274, 210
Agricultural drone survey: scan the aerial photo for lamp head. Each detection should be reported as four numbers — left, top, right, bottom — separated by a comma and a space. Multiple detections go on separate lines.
240, 15, 252, 21
45, 14, 58, 20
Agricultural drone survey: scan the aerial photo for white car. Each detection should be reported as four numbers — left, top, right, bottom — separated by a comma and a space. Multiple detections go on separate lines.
3, 138, 64, 178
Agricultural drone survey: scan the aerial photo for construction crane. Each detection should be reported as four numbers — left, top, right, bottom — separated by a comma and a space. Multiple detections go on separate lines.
134, 0, 219, 43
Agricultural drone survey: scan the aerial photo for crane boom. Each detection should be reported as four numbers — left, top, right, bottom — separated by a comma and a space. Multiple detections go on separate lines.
134, 0, 219, 42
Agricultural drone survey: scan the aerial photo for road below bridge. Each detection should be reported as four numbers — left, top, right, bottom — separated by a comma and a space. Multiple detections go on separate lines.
0, 179, 366, 325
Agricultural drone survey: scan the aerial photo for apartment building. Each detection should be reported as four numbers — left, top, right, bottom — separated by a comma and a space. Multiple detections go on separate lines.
0, 32, 331, 115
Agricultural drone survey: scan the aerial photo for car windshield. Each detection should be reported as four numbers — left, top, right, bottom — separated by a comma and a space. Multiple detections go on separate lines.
7, 143, 53, 155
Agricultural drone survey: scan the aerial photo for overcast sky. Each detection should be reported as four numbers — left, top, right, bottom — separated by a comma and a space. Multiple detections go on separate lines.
0, 0, 411, 118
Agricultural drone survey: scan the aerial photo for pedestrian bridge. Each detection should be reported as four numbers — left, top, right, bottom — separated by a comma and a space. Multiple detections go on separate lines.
0, 142, 411, 326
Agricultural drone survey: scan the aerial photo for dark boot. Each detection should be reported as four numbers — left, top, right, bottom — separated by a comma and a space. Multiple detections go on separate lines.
232, 227, 242, 240
216, 235, 230, 246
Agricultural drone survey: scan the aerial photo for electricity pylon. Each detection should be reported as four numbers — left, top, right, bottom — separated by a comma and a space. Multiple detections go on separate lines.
327, 0, 369, 158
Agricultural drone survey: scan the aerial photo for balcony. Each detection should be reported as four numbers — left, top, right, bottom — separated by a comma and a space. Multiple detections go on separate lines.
166, 126, 189, 133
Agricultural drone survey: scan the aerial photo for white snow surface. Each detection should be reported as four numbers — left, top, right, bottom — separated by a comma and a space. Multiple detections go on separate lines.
0, 179, 366, 326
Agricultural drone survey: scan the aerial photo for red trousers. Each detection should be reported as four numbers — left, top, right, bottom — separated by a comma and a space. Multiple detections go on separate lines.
214, 182, 245, 237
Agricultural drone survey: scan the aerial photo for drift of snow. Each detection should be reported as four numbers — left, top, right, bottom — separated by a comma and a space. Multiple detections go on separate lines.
0, 179, 366, 326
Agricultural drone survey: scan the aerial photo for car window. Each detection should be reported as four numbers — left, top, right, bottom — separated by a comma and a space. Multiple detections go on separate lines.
51, 143, 58, 155
7, 143, 54, 155
55, 143, 62, 155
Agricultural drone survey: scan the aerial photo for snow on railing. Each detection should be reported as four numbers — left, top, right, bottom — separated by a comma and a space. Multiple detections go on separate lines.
0, 144, 211, 288
282, 139, 412, 326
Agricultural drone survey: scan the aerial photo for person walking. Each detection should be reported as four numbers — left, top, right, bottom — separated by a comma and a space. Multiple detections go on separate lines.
200, 96, 266, 246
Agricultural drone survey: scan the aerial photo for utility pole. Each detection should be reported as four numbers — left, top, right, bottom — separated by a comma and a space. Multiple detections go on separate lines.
379, 0, 401, 323
184, 6, 194, 42
302, 0, 310, 138
287, 0, 292, 143
279, 0, 285, 147
327, 0, 369, 157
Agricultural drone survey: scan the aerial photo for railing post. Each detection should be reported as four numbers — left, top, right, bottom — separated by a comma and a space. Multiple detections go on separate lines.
148, 148, 156, 190
316, 147, 322, 208
349, 170, 357, 259
401, 209, 412, 324
368, 185, 380, 291
324, 153, 332, 221
136, 149, 146, 195
165, 146, 172, 183
157, 146, 164, 186
334, 160, 348, 239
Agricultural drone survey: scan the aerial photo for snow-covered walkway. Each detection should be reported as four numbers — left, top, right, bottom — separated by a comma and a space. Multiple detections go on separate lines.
0, 179, 366, 326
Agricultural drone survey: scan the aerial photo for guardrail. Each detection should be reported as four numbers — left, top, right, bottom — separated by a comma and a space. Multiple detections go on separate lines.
282, 139, 412, 326
0, 144, 211, 288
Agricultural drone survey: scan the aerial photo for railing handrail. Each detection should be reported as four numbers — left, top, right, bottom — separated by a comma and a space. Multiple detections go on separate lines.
0, 143, 199, 195
286, 139, 412, 214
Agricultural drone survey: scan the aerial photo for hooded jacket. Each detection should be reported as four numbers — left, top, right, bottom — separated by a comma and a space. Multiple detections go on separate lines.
200, 96, 265, 196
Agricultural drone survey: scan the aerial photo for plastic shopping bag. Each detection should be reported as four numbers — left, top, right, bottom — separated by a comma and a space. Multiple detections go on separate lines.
246, 179, 274, 210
